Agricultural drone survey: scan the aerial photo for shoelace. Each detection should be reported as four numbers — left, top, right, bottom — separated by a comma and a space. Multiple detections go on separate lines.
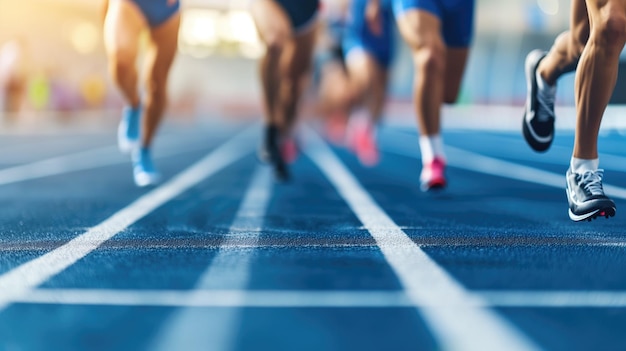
580, 169, 605, 196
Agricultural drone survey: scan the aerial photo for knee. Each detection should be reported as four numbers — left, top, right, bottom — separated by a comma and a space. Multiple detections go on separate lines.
110, 48, 136, 77
593, 13, 626, 53
412, 43, 445, 76
264, 32, 289, 58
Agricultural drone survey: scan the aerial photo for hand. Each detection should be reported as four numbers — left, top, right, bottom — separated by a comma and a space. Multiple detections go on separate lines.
365, 0, 383, 36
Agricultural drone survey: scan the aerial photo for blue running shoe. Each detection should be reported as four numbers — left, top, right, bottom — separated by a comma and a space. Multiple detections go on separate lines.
132, 147, 161, 187
118, 106, 141, 154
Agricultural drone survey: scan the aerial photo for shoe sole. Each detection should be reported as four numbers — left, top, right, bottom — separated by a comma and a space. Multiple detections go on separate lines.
522, 49, 553, 152
569, 206, 616, 222
421, 179, 447, 192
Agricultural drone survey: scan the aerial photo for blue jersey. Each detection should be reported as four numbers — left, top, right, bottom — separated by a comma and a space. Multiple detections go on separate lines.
393, 0, 475, 47
343, 0, 395, 68
130, 0, 179, 27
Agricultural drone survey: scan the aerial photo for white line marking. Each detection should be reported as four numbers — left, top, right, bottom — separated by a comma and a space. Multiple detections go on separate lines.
16, 288, 626, 308
303, 129, 539, 351
380, 131, 626, 200
478, 291, 626, 307
0, 135, 221, 186
0, 129, 255, 311
152, 167, 272, 351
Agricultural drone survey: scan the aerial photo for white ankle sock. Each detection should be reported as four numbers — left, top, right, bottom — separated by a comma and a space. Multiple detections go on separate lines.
419, 134, 445, 164
570, 157, 599, 173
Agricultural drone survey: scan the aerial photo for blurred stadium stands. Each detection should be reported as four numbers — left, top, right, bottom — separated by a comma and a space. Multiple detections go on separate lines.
0, 0, 624, 126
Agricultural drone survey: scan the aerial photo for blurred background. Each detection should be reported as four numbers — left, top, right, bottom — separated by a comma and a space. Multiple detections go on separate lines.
0, 0, 624, 130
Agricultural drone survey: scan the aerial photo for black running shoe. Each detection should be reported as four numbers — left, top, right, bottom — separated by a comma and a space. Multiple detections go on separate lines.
523, 49, 556, 152
566, 168, 616, 222
258, 125, 290, 182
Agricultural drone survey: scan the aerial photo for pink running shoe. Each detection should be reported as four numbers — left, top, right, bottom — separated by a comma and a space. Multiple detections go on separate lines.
281, 138, 299, 164
325, 113, 348, 146
420, 157, 447, 191
349, 119, 379, 167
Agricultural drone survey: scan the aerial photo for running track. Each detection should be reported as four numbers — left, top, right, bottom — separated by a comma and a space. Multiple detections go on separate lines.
0, 116, 625, 351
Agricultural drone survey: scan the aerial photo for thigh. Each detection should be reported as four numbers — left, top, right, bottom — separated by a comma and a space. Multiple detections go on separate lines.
394, 6, 443, 50
250, 0, 294, 46
103, 0, 146, 56
145, 12, 180, 83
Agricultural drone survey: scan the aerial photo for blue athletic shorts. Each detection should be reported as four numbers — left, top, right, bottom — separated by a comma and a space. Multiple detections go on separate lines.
274, 0, 320, 33
392, 0, 474, 47
343, 0, 395, 68
130, 0, 179, 27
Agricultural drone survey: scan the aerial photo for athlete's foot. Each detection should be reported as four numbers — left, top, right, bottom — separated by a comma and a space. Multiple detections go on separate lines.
523, 49, 556, 152
566, 168, 616, 222
281, 137, 299, 164
420, 157, 447, 192
132, 147, 161, 187
118, 106, 141, 154
349, 118, 379, 167
325, 112, 348, 146
259, 125, 290, 182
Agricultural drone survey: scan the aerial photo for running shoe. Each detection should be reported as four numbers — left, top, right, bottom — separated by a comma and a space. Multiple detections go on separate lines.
118, 106, 141, 154
348, 118, 379, 166
523, 49, 556, 152
281, 137, 299, 164
132, 147, 161, 187
258, 125, 290, 182
325, 112, 348, 146
420, 157, 447, 192
566, 168, 616, 221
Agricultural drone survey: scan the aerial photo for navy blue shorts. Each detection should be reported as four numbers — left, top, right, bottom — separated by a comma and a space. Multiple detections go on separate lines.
273, 0, 320, 32
392, 0, 474, 47
130, 0, 180, 27
343, 0, 395, 68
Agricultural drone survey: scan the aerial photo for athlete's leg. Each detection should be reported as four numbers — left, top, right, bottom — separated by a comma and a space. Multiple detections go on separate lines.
538, 0, 589, 85
563, 0, 623, 221
250, 0, 293, 128
104, 0, 147, 153
573, 0, 626, 159
276, 26, 317, 134
250, 0, 296, 180
443, 48, 469, 104
141, 12, 180, 148
396, 10, 445, 137
344, 50, 388, 165
345, 51, 388, 124
396, 9, 448, 189
103, 0, 144, 109
523, 0, 589, 152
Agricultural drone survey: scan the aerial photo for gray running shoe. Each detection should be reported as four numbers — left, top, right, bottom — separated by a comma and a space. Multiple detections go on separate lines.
566, 168, 616, 221
523, 49, 556, 152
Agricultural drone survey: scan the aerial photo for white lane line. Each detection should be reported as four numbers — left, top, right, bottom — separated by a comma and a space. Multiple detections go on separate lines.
304, 129, 539, 351
478, 291, 626, 307
0, 129, 255, 311
17, 288, 626, 308
152, 167, 272, 351
0, 134, 222, 186
380, 132, 626, 200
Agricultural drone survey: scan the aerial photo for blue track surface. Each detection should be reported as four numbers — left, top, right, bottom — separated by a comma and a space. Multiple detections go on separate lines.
0, 118, 625, 351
